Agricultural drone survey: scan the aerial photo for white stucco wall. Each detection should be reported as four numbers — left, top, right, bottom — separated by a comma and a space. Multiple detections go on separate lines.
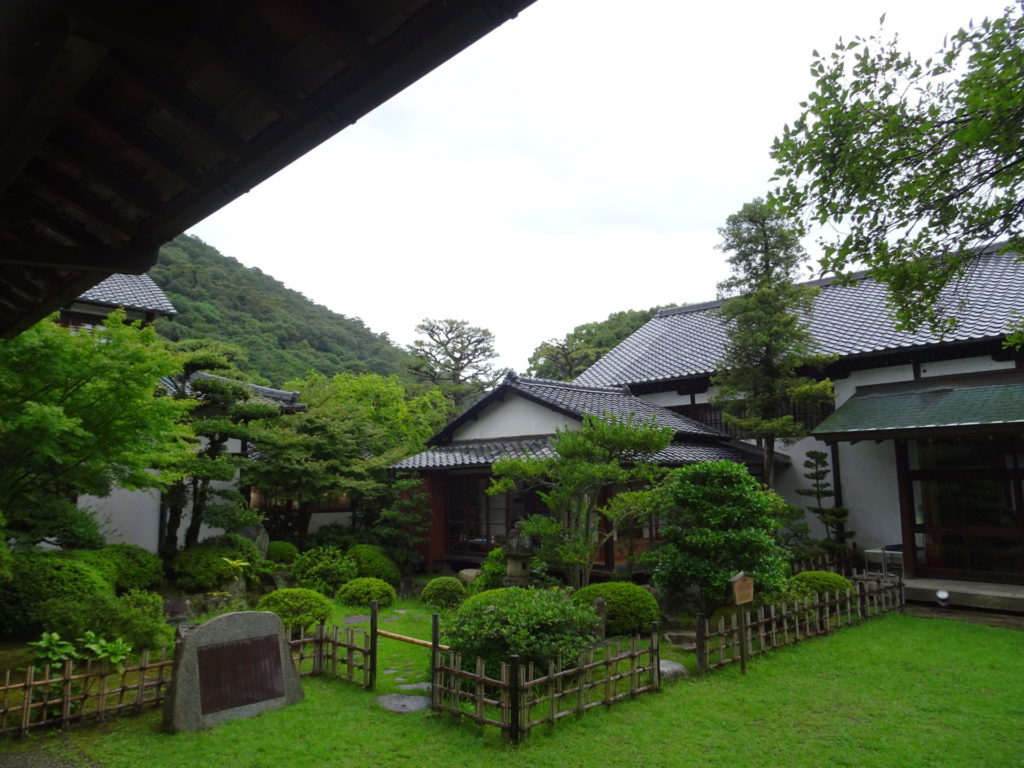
453, 394, 578, 440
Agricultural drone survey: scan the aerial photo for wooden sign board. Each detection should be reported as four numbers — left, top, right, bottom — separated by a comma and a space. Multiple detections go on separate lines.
730, 572, 754, 605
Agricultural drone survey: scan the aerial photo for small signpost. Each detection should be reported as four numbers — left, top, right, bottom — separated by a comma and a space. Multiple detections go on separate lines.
729, 572, 754, 675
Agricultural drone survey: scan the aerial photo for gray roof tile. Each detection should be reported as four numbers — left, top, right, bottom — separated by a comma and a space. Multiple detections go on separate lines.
576, 246, 1022, 388
393, 434, 763, 471
76, 273, 177, 316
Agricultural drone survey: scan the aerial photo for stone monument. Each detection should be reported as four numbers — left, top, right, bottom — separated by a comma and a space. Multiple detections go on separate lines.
164, 611, 303, 733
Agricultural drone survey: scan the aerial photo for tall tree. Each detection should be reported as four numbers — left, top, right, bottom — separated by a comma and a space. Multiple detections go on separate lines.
710, 198, 834, 488
406, 318, 505, 410
771, 4, 1024, 345
158, 341, 278, 561
489, 413, 672, 589
0, 313, 192, 550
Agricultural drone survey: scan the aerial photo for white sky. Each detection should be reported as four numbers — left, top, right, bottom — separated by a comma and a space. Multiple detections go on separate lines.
188, 0, 1008, 373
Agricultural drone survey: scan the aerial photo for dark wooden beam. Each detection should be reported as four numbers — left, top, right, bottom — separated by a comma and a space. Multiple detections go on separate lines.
0, 33, 108, 197
20, 163, 136, 242
0, 236, 157, 273
45, 134, 164, 214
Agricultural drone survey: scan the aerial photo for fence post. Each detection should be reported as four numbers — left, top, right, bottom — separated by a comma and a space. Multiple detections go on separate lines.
695, 613, 706, 676
368, 600, 378, 691
509, 654, 522, 744
651, 621, 661, 691
593, 597, 607, 641
430, 614, 440, 710
737, 608, 748, 675
313, 620, 325, 676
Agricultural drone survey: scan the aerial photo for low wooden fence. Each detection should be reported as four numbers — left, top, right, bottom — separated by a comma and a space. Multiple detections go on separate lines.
430, 623, 660, 743
695, 575, 904, 674
0, 621, 372, 737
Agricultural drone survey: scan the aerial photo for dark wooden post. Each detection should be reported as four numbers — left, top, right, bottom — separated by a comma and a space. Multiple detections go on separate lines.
509, 654, 522, 743
650, 621, 661, 691
430, 613, 440, 709
593, 597, 607, 641
368, 600, 378, 691
737, 608, 748, 675
695, 613, 706, 676
313, 620, 325, 676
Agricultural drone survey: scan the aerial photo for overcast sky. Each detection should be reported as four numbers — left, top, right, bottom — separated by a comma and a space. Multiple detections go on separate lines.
188, 0, 1008, 373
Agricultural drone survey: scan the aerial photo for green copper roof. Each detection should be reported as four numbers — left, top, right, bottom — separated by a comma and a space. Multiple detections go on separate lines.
814, 371, 1024, 440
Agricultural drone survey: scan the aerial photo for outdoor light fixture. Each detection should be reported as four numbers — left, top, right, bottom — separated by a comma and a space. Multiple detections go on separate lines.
935, 589, 950, 608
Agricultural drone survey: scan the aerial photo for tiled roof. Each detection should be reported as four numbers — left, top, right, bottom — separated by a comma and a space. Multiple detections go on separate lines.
76, 273, 177, 316
160, 372, 305, 412
393, 434, 764, 471
576, 246, 1022, 388
814, 370, 1024, 440
508, 375, 721, 437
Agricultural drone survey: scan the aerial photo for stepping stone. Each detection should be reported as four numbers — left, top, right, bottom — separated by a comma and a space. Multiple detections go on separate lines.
398, 682, 432, 692
383, 616, 401, 623
394, 609, 408, 614
382, 669, 397, 675
659, 660, 690, 682
376, 694, 431, 713
343, 615, 371, 625
395, 677, 407, 682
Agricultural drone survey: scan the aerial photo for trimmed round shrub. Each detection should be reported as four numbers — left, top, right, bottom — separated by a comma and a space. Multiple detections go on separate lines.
306, 524, 369, 552
571, 582, 661, 637
170, 535, 258, 593
336, 577, 396, 609
346, 544, 401, 586
421, 576, 466, 609
443, 588, 600, 676
257, 588, 333, 633
292, 547, 357, 596
266, 540, 299, 565
787, 570, 855, 600
0, 552, 115, 639
100, 544, 164, 591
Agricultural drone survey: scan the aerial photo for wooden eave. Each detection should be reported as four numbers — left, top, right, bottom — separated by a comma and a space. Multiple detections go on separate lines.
0, 0, 537, 337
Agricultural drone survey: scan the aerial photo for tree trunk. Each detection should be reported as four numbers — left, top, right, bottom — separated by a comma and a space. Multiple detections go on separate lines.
184, 477, 206, 548
763, 436, 776, 489
159, 480, 187, 562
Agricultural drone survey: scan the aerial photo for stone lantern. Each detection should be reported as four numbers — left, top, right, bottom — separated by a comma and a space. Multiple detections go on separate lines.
503, 520, 535, 587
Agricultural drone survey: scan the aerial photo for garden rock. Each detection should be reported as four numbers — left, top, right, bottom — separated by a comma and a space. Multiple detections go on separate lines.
398, 682, 432, 692
659, 660, 689, 682
457, 568, 480, 586
664, 631, 697, 651
343, 614, 371, 625
232, 524, 270, 557
376, 694, 431, 713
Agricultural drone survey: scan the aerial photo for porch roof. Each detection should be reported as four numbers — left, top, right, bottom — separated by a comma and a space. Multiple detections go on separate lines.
813, 370, 1024, 441
393, 434, 765, 471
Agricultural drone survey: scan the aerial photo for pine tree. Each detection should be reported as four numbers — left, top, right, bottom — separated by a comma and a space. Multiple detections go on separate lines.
794, 449, 853, 551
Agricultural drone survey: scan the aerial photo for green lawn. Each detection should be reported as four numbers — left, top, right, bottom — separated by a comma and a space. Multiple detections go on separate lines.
3, 610, 1022, 768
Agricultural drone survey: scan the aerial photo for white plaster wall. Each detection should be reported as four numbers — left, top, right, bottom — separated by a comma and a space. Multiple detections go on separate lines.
453, 394, 578, 440
920, 356, 1014, 377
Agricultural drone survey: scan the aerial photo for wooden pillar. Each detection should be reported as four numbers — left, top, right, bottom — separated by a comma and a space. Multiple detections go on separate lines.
894, 440, 916, 577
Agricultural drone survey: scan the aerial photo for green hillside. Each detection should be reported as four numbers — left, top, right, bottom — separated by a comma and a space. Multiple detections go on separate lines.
151, 235, 411, 386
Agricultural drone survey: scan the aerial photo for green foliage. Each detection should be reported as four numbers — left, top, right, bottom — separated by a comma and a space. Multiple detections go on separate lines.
653, 461, 792, 615
527, 306, 669, 381
346, 544, 400, 586
257, 588, 333, 632
571, 582, 660, 637
306, 524, 371, 552
0, 552, 115, 638
406, 318, 506, 410
420, 577, 467, 609
490, 413, 672, 589
336, 577, 396, 609
0, 312, 193, 547
442, 587, 599, 677
151, 235, 413, 385
472, 547, 508, 593
709, 198, 835, 488
796, 450, 854, 550
771, 5, 1024, 347
247, 372, 444, 547
170, 535, 260, 592
291, 546, 357, 596
61, 545, 163, 592
266, 540, 299, 564
787, 570, 855, 600
41, 590, 173, 652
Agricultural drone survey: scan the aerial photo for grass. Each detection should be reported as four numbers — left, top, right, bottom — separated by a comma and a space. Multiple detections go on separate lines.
2, 609, 1022, 768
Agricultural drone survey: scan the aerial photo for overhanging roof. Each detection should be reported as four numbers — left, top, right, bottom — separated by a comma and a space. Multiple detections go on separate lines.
813, 370, 1024, 442
0, 0, 536, 337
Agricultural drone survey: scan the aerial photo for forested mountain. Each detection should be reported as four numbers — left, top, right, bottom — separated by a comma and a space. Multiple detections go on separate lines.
151, 235, 412, 386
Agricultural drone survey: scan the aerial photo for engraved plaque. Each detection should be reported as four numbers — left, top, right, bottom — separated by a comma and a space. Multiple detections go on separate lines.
198, 634, 284, 714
